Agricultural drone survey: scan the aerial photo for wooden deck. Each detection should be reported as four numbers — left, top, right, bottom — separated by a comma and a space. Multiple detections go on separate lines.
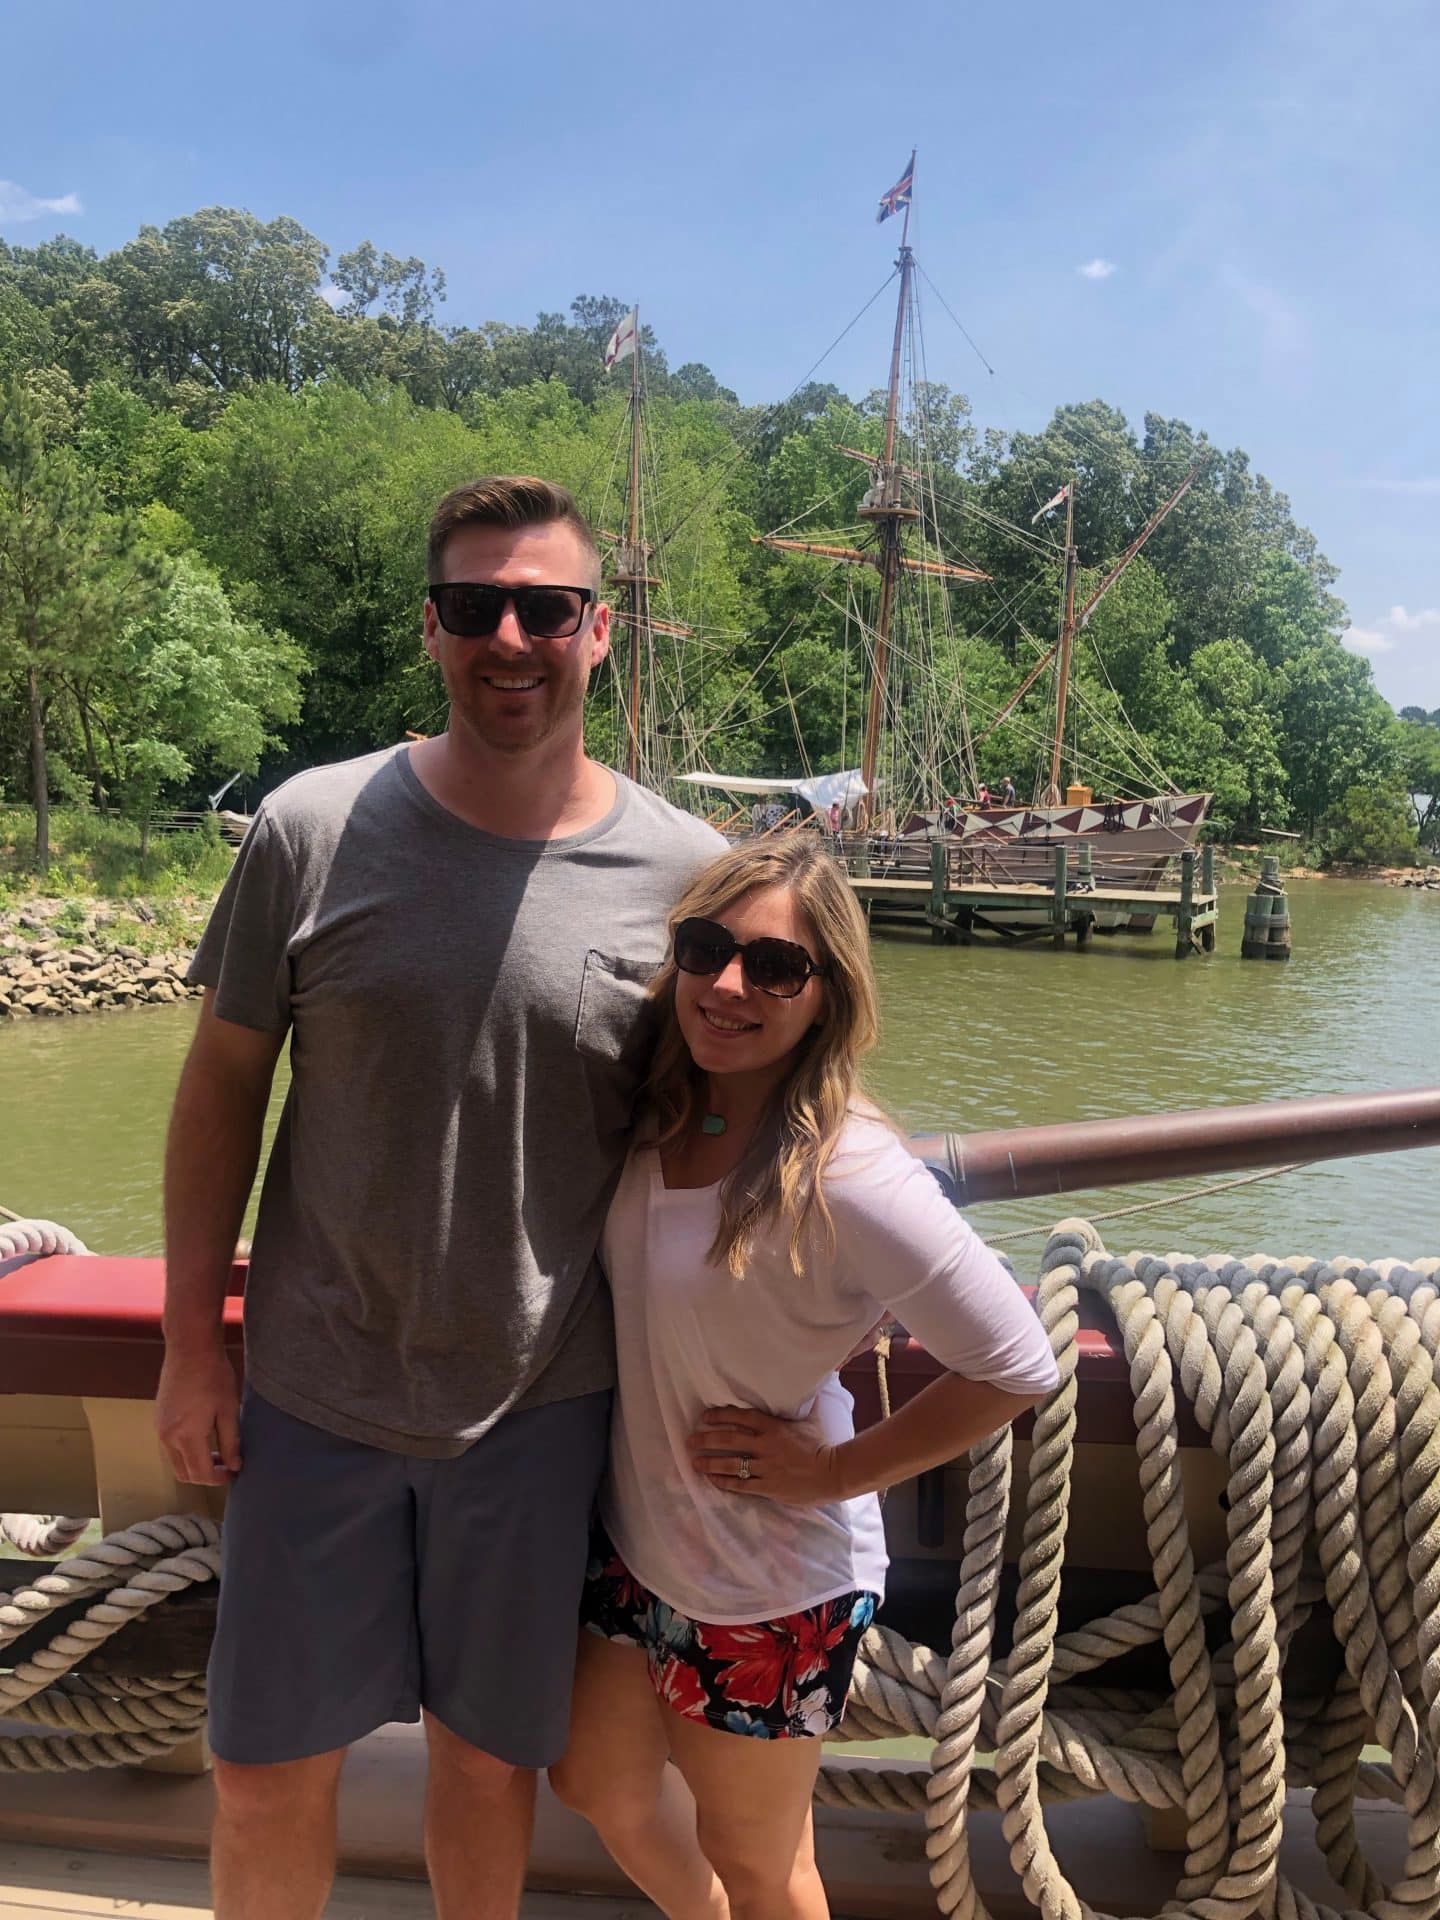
0, 1722, 1409, 1919
837, 839, 1221, 955
848, 877, 1198, 904
838, 839, 1222, 955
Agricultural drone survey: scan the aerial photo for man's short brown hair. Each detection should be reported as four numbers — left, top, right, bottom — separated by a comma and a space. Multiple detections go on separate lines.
426, 476, 601, 585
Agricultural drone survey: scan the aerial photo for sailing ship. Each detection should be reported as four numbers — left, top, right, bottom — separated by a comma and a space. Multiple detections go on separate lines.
683, 154, 1213, 932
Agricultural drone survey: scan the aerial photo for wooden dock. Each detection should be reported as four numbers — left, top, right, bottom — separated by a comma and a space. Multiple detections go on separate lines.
845, 843, 1219, 957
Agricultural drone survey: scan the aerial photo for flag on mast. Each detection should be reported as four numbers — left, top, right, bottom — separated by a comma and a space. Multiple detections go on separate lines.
603, 306, 639, 371
1030, 483, 1072, 525
876, 152, 915, 224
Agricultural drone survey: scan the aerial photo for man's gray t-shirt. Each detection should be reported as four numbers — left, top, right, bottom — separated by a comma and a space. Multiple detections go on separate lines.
189, 746, 723, 1456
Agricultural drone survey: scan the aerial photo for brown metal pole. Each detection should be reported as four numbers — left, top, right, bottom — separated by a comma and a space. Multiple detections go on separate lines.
911, 1086, 1440, 1207
1045, 485, 1077, 805
858, 247, 914, 827
624, 319, 646, 784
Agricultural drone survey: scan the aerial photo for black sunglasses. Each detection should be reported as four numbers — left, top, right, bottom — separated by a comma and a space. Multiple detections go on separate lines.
429, 582, 596, 640
673, 917, 826, 1000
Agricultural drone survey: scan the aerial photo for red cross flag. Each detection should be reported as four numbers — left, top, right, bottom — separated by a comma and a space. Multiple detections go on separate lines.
1030, 484, 1072, 525
603, 307, 639, 371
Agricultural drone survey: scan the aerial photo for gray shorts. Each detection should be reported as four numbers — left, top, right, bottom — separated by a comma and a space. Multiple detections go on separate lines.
207, 1388, 609, 1768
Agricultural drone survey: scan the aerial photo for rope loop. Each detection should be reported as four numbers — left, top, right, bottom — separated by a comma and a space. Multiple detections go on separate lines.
818, 1223, 1440, 1920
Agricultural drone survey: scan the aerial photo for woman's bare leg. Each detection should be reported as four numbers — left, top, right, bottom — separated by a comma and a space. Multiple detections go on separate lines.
549, 1634, 728, 1920
666, 1713, 827, 1920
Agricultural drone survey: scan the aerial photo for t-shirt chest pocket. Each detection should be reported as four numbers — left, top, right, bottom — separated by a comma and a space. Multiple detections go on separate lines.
574, 950, 664, 1138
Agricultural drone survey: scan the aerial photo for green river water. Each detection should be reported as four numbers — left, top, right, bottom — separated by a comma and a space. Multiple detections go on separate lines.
3, 875, 1437, 1266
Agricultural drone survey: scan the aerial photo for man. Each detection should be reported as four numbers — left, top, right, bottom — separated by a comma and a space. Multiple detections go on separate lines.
999, 776, 1016, 807
157, 476, 722, 1920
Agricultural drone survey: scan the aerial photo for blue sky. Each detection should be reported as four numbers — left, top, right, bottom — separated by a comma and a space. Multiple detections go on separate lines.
4, 0, 1437, 710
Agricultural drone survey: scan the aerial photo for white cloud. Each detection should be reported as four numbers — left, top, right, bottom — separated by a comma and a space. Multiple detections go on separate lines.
1342, 606, 1440, 656
1388, 606, 1440, 633
317, 282, 348, 310
1077, 258, 1116, 280
0, 181, 82, 225
1359, 477, 1440, 496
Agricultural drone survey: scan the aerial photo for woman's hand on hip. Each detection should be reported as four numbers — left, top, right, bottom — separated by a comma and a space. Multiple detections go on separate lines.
688, 1406, 846, 1507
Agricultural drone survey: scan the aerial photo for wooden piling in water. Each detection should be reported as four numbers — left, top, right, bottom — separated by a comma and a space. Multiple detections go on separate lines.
1200, 844, 1217, 952
1052, 847, 1068, 949
1242, 854, 1290, 960
928, 838, 951, 942
1175, 848, 1196, 958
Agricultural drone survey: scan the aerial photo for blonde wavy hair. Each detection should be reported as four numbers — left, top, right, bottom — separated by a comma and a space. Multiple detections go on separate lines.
641, 833, 880, 1278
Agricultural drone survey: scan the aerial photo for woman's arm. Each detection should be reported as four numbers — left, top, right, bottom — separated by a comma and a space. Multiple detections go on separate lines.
690, 1371, 1043, 1508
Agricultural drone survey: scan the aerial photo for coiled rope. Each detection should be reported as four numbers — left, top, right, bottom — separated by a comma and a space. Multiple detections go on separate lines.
0, 1218, 95, 1563
0, 1217, 89, 1260
0, 1514, 220, 1771
820, 1219, 1440, 1920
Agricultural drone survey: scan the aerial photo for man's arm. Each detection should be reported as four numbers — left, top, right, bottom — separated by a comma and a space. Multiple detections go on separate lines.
157, 990, 284, 1485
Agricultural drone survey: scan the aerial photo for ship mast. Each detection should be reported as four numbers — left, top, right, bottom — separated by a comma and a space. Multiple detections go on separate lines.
609, 310, 656, 783
973, 467, 1201, 759
856, 196, 919, 829
1045, 483, 1078, 804
749, 157, 990, 823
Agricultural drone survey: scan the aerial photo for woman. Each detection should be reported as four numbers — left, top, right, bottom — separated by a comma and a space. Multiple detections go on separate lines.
550, 836, 1058, 1920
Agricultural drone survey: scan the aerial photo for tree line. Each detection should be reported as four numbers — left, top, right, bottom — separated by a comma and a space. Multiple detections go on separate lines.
1, 204, 1432, 871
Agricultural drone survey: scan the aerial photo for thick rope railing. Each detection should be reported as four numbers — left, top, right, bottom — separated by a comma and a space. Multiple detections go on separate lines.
819, 1222, 1440, 1920
0, 1215, 212, 1771
1, 1218, 95, 1566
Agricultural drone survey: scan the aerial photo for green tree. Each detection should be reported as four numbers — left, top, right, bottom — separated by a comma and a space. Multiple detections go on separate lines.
73, 379, 197, 510
1397, 719, 1440, 849
330, 242, 446, 327
1274, 643, 1399, 837
1320, 784, 1418, 867
100, 557, 306, 852
1139, 416, 1342, 660
0, 283, 53, 381
0, 381, 164, 865
104, 208, 329, 394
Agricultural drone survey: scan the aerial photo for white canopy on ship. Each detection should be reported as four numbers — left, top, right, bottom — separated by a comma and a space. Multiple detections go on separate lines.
678, 768, 871, 811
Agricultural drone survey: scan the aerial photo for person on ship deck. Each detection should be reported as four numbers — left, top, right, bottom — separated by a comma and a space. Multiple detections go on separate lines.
157, 475, 722, 1920
549, 834, 1057, 1920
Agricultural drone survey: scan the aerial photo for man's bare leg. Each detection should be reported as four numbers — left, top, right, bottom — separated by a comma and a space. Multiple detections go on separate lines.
425, 1710, 536, 1920
211, 1747, 347, 1920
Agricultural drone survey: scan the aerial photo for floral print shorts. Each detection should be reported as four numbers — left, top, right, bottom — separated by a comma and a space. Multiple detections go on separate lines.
580, 1526, 879, 1740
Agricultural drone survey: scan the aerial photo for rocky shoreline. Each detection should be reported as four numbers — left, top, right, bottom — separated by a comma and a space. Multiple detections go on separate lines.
0, 933, 201, 1019
0, 899, 206, 1021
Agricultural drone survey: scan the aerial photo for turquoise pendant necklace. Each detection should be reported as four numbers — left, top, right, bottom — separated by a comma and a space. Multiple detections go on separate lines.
701, 1113, 727, 1136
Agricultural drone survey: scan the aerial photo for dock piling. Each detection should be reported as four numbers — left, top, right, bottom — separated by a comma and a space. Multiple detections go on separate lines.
1176, 849, 1196, 958
1052, 847, 1068, 949
1242, 854, 1290, 961
928, 838, 950, 943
